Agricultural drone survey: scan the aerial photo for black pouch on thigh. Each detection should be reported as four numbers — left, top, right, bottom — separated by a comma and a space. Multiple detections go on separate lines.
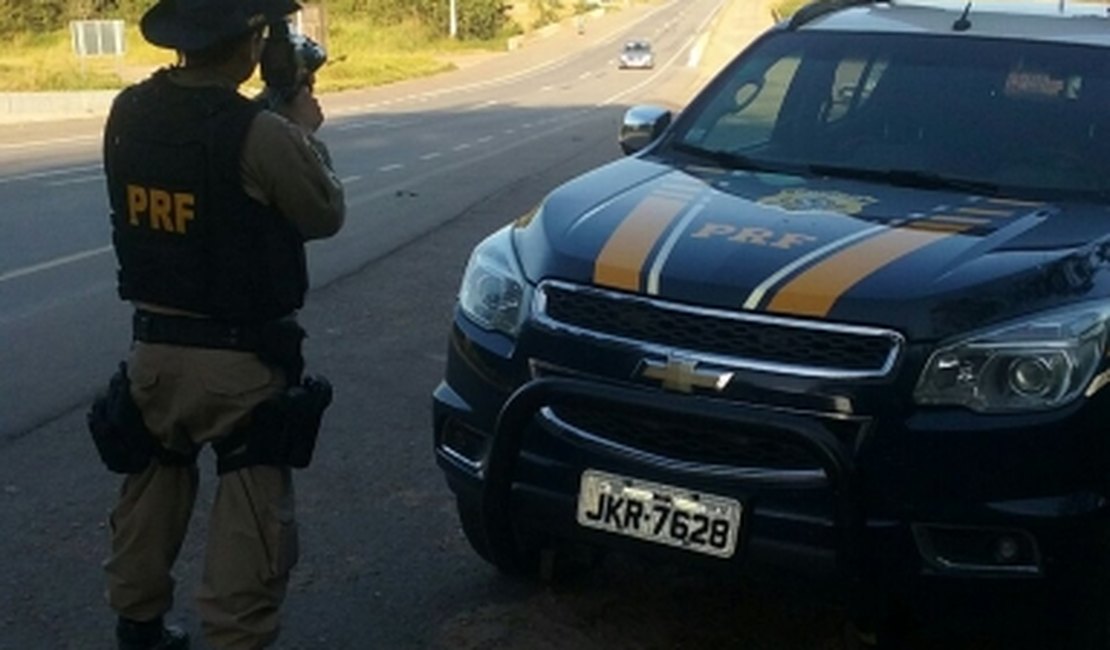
86, 363, 195, 474
214, 375, 333, 474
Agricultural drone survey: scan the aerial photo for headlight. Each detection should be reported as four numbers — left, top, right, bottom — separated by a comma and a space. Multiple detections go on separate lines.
914, 302, 1110, 413
457, 225, 532, 337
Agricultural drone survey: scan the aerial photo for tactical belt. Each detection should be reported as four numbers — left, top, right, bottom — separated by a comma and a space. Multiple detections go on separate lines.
132, 310, 261, 352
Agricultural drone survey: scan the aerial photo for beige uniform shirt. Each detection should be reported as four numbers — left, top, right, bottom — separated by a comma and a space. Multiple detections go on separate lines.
170, 66, 346, 241
240, 109, 345, 240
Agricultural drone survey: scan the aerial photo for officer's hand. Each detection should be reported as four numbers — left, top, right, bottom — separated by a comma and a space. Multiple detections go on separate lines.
280, 87, 324, 133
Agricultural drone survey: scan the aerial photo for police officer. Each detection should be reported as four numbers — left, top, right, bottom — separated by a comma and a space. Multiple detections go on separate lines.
98, 0, 345, 648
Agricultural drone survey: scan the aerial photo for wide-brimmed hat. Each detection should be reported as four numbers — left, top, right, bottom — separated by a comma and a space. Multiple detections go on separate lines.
141, 0, 301, 51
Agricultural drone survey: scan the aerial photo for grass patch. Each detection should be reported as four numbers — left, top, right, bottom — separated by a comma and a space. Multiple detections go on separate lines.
315, 19, 479, 92
0, 25, 172, 91
773, 0, 810, 19
0, 17, 502, 92
0, 2, 664, 93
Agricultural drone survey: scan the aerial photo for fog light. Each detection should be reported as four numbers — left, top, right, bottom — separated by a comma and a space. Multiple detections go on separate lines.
994, 536, 1021, 563
439, 418, 491, 468
913, 524, 1041, 575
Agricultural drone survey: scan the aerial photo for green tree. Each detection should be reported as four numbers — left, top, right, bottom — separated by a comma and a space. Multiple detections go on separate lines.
457, 0, 510, 39
324, 0, 508, 39
0, 0, 66, 35
0, 0, 509, 41
108, 0, 153, 21
529, 0, 562, 28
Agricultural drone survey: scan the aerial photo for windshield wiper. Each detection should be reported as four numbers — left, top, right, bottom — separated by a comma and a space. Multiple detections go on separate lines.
808, 164, 1000, 195
671, 143, 799, 175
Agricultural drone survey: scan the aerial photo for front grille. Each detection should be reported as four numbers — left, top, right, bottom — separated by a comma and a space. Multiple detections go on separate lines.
537, 282, 902, 378
548, 403, 825, 471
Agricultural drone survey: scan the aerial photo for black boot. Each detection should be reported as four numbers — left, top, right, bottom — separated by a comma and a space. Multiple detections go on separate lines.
116, 617, 190, 650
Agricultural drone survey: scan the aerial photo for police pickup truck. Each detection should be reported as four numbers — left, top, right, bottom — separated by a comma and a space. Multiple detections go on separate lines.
433, 0, 1110, 644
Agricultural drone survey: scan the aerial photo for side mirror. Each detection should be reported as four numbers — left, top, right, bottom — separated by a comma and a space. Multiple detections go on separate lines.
619, 105, 673, 155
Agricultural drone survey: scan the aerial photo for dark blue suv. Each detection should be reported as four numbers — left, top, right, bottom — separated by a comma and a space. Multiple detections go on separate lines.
433, 0, 1110, 645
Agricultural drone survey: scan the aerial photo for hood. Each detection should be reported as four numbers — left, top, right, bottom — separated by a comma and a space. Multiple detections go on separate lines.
513, 157, 1110, 340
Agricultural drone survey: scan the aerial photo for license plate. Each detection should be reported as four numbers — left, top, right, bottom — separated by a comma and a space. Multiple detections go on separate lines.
576, 469, 741, 558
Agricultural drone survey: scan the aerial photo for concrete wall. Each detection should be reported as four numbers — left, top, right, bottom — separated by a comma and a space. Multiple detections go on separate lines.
0, 90, 118, 124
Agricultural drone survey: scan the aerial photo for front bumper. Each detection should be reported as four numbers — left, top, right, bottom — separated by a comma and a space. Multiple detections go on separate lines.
433, 313, 1110, 601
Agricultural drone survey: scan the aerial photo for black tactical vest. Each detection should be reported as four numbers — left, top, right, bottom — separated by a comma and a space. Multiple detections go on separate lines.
104, 70, 307, 323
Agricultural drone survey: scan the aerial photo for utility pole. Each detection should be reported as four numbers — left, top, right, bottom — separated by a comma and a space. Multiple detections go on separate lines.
450, 0, 458, 38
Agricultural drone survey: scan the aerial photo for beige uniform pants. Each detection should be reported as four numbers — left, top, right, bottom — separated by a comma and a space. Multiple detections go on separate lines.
104, 342, 299, 650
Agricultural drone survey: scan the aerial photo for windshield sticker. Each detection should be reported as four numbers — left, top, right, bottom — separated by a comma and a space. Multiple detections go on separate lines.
1004, 70, 1078, 100
759, 189, 877, 215
753, 172, 807, 187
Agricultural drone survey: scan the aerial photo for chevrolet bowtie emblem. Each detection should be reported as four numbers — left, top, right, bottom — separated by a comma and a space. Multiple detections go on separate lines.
637, 356, 734, 393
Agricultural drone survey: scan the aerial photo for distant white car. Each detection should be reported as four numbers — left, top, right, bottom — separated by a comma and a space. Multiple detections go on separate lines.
618, 40, 654, 69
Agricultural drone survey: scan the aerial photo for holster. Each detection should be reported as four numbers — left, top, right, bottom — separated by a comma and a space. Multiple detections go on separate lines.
86, 363, 196, 474
258, 318, 306, 383
213, 374, 333, 474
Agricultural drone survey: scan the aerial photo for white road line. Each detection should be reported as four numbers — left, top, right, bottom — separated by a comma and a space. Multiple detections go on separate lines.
503, 129, 516, 135
325, 116, 427, 137
688, 33, 708, 68
600, 0, 726, 108
336, 119, 395, 132
420, 152, 443, 160
0, 164, 102, 185
0, 245, 112, 284
326, 0, 683, 118
453, 144, 471, 151
341, 175, 362, 184
0, 134, 100, 151
476, 136, 494, 144
46, 174, 104, 187
346, 105, 594, 213
378, 163, 404, 172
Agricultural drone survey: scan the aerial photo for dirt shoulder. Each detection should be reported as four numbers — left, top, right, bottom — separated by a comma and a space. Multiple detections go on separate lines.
696, 0, 774, 87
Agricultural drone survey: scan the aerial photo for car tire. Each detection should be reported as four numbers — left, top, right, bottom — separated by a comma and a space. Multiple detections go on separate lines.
456, 497, 543, 577
843, 591, 915, 650
1066, 525, 1110, 650
843, 616, 913, 649
456, 497, 606, 582
1067, 588, 1110, 649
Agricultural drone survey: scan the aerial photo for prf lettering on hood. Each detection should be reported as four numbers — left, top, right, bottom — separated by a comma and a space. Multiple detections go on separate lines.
691, 223, 817, 250
126, 184, 196, 235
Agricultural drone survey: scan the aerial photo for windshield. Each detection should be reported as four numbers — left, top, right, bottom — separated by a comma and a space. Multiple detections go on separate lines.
670, 31, 1110, 200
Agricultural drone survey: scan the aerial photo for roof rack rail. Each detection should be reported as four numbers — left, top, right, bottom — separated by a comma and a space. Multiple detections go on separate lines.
788, 0, 890, 29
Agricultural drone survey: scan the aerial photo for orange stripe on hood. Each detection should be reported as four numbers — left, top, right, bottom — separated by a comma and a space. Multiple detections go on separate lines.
593, 196, 688, 292
766, 224, 969, 317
